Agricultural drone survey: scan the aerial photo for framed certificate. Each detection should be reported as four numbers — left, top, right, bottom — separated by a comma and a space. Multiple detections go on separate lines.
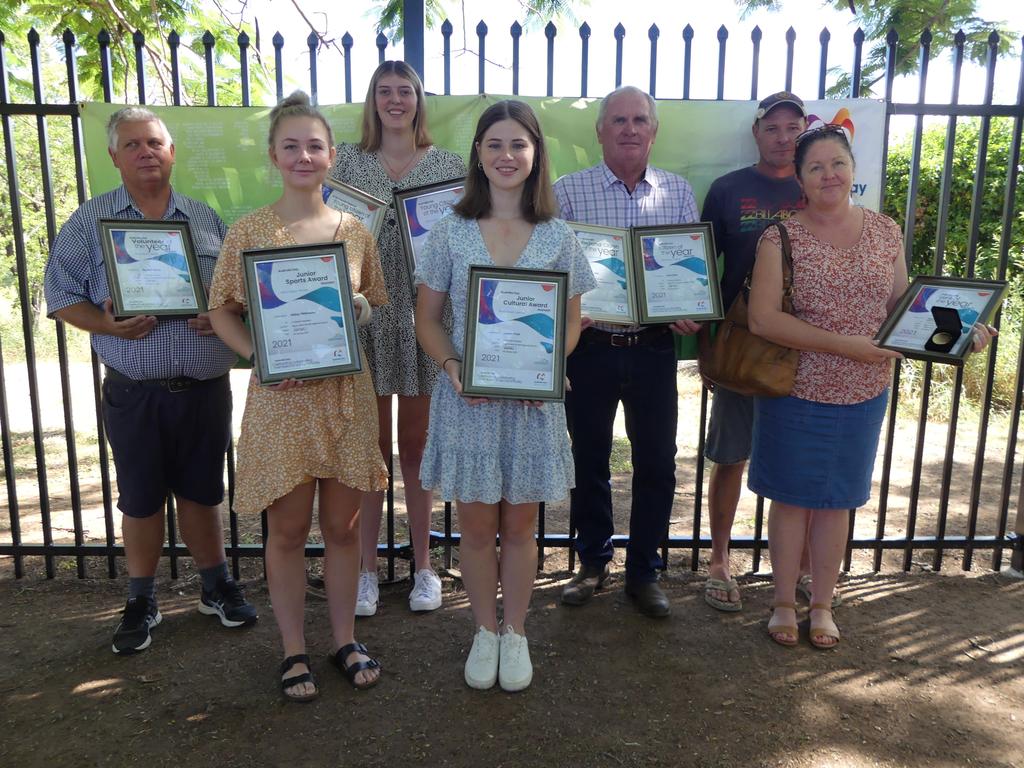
321, 179, 388, 239
569, 222, 638, 324
875, 275, 1007, 365
98, 219, 207, 318
241, 242, 363, 384
461, 265, 568, 402
393, 177, 465, 287
630, 223, 723, 324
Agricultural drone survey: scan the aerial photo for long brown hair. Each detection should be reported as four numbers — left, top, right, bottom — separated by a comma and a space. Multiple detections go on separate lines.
359, 60, 432, 151
453, 100, 557, 223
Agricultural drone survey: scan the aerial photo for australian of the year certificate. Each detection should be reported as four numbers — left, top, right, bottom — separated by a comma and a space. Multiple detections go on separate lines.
394, 178, 464, 286
462, 266, 569, 401
242, 243, 363, 384
570, 222, 637, 324
98, 219, 206, 317
632, 223, 723, 323
876, 276, 1007, 364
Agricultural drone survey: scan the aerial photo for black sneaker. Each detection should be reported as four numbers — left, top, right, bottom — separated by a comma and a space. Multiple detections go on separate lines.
112, 596, 162, 655
198, 577, 258, 628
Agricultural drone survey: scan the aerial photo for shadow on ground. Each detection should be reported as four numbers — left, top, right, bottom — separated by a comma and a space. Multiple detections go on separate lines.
0, 566, 1022, 768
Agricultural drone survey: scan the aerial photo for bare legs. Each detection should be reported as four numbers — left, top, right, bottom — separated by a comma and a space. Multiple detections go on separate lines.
267, 478, 377, 698
122, 496, 225, 578
359, 395, 435, 572
320, 480, 380, 684
707, 464, 822, 610
707, 461, 745, 605
767, 501, 846, 646
266, 483, 316, 697
456, 500, 539, 633
175, 496, 226, 569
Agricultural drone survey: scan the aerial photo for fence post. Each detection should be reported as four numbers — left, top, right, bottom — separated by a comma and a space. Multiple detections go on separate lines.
1011, 469, 1024, 573
404, 0, 425, 79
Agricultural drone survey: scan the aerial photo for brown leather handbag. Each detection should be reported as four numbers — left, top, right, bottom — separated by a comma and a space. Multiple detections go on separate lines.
698, 221, 798, 398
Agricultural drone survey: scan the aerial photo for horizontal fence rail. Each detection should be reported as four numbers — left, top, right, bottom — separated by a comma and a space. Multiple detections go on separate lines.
1, 19, 1024, 581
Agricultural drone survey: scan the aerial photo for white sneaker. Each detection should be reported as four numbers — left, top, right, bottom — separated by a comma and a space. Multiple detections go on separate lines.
409, 569, 443, 612
498, 626, 532, 692
355, 570, 379, 617
464, 626, 499, 689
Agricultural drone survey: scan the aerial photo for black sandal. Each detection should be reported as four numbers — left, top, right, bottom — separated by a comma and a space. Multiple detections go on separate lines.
330, 642, 381, 690
280, 653, 318, 702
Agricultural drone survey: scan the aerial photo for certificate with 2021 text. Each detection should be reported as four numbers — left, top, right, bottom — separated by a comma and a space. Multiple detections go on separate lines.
242, 243, 363, 384
461, 266, 568, 401
98, 219, 207, 317
631, 223, 723, 323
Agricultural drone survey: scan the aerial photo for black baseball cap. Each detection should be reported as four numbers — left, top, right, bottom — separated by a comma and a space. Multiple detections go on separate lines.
755, 91, 806, 120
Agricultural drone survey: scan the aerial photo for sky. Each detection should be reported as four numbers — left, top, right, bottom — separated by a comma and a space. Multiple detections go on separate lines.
225, 0, 1024, 110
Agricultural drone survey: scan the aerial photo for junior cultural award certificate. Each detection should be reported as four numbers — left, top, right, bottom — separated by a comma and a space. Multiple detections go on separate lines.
462, 266, 569, 401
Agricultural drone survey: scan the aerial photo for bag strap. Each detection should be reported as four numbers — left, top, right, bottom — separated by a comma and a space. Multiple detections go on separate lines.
741, 219, 795, 311
772, 220, 795, 313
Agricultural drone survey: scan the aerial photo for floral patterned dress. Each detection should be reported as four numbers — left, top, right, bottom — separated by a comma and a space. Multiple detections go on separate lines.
329, 143, 466, 396
414, 215, 598, 504
208, 207, 390, 514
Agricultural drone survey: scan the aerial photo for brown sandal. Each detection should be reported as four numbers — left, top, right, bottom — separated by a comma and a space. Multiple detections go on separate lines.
767, 602, 799, 647
808, 603, 841, 650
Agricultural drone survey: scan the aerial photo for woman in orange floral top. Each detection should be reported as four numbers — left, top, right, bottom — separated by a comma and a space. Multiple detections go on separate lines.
209, 93, 388, 701
747, 125, 994, 650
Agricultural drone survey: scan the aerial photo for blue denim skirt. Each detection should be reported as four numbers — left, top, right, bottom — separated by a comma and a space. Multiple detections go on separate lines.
748, 390, 888, 510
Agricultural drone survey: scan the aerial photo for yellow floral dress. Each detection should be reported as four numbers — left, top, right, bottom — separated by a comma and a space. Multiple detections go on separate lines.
209, 206, 390, 514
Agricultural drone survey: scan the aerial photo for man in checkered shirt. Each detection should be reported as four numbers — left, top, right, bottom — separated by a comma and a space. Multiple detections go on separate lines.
45, 107, 256, 654
554, 86, 700, 618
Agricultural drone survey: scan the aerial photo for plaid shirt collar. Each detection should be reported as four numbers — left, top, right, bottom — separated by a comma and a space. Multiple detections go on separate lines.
598, 161, 656, 193
108, 184, 189, 220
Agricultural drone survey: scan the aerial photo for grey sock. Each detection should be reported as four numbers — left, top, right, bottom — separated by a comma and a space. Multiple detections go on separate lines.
199, 561, 230, 593
128, 576, 156, 603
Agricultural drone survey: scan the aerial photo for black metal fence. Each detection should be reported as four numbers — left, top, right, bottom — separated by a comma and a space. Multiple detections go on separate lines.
2, 14, 1024, 581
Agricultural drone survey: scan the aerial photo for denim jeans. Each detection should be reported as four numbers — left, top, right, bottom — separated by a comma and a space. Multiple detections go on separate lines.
565, 329, 678, 583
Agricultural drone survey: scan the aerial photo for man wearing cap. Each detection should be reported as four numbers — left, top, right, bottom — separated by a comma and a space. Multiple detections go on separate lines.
700, 91, 807, 612
45, 106, 257, 654
554, 85, 701, 618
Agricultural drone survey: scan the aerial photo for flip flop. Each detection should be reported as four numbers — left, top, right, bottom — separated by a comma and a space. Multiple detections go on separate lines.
797, 574, 842, 608
703, 576, 743, 612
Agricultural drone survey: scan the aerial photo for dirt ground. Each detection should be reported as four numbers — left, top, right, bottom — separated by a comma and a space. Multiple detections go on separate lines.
0, 561, 1022, 768
2, 364, 1024, 767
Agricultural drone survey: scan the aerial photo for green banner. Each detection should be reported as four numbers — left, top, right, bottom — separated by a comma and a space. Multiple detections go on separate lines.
80, 95, 886, 359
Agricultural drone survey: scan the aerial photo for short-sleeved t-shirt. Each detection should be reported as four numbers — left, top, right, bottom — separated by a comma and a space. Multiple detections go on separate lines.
701, 166, 804, 309
758, 208, 900, 405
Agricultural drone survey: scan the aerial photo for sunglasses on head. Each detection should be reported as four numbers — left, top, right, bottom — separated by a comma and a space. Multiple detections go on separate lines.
794, 123, 848, 147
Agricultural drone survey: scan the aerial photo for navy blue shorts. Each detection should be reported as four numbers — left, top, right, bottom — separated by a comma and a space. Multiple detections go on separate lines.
748, 390, 888, 510
101, 371, 232, 518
